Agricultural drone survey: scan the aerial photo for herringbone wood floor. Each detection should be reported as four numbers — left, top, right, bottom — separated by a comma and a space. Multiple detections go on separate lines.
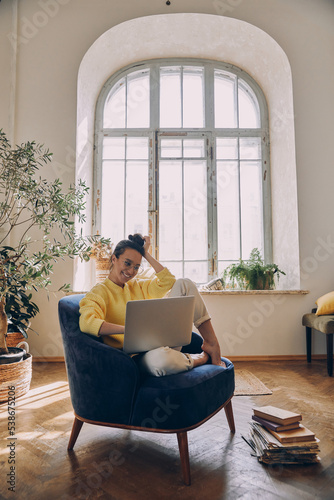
0, 360, 333, 500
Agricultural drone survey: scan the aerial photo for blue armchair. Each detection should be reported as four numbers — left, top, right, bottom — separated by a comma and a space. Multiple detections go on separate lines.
58, 294, 235, 485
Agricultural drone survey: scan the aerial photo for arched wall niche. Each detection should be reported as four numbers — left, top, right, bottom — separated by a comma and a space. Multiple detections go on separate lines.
74, 13, 300, 291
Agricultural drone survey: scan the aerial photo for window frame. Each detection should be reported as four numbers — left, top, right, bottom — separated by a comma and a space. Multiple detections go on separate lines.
94, 58, 272, 280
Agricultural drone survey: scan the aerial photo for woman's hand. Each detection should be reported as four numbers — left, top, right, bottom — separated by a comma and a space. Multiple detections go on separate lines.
142, 235, 165, 274
143, 235, 151, 256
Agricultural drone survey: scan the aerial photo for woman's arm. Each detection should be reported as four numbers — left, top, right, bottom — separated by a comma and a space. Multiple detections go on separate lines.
99, 321, 125, 336
142, 236, 165, 274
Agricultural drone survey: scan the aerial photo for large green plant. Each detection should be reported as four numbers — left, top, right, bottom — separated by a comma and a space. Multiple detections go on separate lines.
222, 248, 286, 290
0, 129, 90, 354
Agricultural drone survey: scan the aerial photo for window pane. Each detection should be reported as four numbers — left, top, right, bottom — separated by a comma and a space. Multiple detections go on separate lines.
183, 67, 204, 128
104, 78, 126, 128
240, 161, 263, 259
159, 161, 183, 260
216, 138, 238, 160
127, 137, 149, 160
125, 161, 148, 236
161, 139, 182, 158
160, 67, 182, 128
160, 261, 183, 279
214, 71, 236, 128
183, 139, 205, 158
103, 137, 125, 159
101, 161, 124, 242
127, 70, 150, 128
238, 80, 260, 128
184, 160, 207, 260
240, 137, 261, 159
184, 261, 208, 284
217, 161, 240, 260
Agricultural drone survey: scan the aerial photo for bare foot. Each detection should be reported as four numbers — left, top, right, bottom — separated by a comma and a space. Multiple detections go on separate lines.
189, 351, 209, 368
201, 340, 226, 367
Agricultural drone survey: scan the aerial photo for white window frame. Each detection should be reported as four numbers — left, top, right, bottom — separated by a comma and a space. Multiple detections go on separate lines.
94, 58, 272, 282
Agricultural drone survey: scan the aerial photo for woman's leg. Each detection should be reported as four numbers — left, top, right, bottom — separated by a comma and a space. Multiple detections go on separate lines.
168, 278, 225, 366
137, 346, 209, 377
168, 278, 211, 328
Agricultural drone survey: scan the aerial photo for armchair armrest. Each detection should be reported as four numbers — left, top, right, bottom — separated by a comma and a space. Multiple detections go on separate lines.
64, 333, 140, 424
58, 296, 140, 424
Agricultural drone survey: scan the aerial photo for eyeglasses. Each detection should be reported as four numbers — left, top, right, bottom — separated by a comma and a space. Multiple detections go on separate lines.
120, 259, 143, 273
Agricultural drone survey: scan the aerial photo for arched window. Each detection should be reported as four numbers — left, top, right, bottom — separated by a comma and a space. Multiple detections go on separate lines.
94, 59, 271, 284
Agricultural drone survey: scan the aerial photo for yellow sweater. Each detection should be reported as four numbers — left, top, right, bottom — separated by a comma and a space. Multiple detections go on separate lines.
79, 267, 176, 349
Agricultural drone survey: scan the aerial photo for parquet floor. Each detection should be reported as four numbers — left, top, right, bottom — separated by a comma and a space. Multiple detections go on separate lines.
0, 359, 333, 500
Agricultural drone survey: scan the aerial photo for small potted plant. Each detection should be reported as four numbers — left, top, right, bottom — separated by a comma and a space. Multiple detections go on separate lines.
81, 235, 114, 282
222, 248, 285, 290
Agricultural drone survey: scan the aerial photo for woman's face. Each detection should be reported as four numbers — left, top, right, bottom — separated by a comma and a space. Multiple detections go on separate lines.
109, 248, 143, 287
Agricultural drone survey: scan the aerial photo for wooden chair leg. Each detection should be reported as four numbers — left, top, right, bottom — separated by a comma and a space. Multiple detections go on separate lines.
177, 431, 191, 486
327, 334, 333, 377
224, 399, 235, 434
68, 417, 84, 450
306, 326, 312, 363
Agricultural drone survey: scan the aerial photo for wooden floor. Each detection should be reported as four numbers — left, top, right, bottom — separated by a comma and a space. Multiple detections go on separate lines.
0, 360, 333, 500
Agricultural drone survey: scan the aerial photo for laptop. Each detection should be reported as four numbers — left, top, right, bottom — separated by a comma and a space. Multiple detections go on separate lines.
123, 296, 195, 354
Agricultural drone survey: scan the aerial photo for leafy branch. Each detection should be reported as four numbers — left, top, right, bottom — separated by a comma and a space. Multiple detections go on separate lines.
0, 129, 91, 352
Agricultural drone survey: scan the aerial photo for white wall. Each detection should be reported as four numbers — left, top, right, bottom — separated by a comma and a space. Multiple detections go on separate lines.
0, 0, 333, 358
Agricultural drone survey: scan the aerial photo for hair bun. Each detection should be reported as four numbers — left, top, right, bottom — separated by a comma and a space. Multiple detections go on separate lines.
128, 233, 145, 247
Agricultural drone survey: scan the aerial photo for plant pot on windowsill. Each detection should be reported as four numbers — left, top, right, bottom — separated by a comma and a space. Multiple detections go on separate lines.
222, 248, 286, 291
81, 236, 113, 283
95, 258, 111, 283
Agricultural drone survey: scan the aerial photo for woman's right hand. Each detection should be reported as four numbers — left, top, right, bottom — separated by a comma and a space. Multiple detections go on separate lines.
141, 236, 165, 274
143, 235, 151, 255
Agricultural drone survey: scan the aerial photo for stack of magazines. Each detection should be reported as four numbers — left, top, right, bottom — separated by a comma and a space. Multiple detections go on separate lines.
242, 406, 320, 465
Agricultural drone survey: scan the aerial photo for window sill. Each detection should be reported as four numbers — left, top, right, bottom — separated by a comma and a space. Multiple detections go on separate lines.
199, 289, 309, 295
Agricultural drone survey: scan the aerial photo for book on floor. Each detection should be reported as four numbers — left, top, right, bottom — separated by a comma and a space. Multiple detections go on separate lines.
266, 424, 316, 443
251, 414, 301, 432
252, 405, 302, 426
242, 422, 320, 465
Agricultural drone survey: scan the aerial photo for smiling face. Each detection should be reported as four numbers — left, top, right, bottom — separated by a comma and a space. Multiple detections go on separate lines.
108, 248, 143, 287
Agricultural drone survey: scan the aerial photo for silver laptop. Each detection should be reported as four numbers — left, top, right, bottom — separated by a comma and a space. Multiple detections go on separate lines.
123, 296, 195, 354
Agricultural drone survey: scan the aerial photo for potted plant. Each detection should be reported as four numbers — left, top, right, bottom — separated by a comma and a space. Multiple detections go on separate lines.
82, 235, 114, 283
222, 248, 285, 290
0, 245, 40, 349
0, 129, 89, 400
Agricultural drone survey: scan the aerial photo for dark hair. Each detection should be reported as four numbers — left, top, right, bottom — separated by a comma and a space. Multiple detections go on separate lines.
112, 234, 145, 260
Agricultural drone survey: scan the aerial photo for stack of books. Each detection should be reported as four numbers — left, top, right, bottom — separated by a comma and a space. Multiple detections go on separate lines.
243, 406, 320, 465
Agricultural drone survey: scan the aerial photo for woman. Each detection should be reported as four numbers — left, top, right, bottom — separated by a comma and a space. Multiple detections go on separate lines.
79, 234, 225, 376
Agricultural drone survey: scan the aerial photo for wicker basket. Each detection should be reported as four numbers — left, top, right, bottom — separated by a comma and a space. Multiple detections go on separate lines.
95, 258, 111, 283
0, 346, 32, 404
6, 331, 26, 348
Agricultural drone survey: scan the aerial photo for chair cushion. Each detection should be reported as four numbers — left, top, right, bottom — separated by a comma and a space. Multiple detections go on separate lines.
130, 357, 234, 430
315, 291, 334, 315
302, 313, 334, 334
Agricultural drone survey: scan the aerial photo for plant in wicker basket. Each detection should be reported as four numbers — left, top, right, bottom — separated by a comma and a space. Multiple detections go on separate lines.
222, 248, 286, 290
81, 235, 114, 283
0, 129, 90, 400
